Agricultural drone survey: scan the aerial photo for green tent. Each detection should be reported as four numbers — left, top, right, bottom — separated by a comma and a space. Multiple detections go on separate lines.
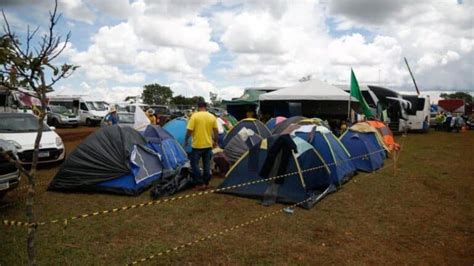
223, 89, 267, 120
222, 89, 266, 106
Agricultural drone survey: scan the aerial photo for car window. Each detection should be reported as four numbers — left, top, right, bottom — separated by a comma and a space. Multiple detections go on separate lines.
0, 115, 50, 132
118, 113, 134, 123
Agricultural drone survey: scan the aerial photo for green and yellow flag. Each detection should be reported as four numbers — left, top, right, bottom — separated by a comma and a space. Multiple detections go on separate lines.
350, 69, 373, 118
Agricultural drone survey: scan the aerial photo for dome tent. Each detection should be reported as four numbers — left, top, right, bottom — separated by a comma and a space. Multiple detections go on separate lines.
365, 120, 399, 151
222, 118, 271, 147
163, 117, 191, 153
290, 123, 356, 186
224, 127, 263, 165
266, 116, 287, 130
219, 134, 334, 209
143, 125, 189, 173
49, 126, 163, 196
271, 116, 306, 135
339, 127, 386, 172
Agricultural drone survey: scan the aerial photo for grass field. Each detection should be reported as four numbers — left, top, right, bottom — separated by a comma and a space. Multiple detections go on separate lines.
1, 128, 473, 265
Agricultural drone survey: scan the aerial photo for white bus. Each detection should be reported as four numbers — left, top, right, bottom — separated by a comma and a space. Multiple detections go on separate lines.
401, 94, 431, 132
48, 95, 108, 126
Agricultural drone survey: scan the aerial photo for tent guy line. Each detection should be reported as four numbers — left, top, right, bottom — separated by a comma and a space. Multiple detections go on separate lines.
128, 162, 394, 265
1, 148, 389, 229
127, 196, 317, 265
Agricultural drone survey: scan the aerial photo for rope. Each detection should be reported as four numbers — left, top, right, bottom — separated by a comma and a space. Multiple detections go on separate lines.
1, 148, 387, 228
127, 196, 314, 265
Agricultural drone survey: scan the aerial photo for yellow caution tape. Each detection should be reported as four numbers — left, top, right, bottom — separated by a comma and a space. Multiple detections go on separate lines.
1, 149, 388, 228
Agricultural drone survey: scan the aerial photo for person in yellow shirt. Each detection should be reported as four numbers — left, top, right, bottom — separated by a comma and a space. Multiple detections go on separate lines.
146, 109, 157, 125
185, 102, 218, 190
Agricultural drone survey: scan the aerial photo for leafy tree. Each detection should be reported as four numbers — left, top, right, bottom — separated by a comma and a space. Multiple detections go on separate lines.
171, 95, 205, 106
0, 1, 77, 264
440, 92, 472, 104
171, 94, 187, 105
209, 91, 222, 107
142, 83, 173, 105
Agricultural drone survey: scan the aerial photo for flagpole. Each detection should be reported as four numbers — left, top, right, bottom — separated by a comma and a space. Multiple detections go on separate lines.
347, 68, 352, 123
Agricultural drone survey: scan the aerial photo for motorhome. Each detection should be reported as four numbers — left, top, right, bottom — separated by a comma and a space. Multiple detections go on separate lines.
48, 95, 108, 126
0, 86, 41, 113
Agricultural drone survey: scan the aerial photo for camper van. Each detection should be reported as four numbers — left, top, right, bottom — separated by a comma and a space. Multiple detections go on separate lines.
48, 95, 108, 126
0, 86, 41, 113
401, 94, 431, 132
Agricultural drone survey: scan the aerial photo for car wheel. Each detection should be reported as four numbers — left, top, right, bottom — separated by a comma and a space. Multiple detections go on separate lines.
72, 124, 78, 128
86, 118, 93, 127
52, 118, 60, 127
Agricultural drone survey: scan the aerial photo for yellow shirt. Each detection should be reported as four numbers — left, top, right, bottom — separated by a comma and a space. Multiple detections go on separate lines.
187, 111, 217, 149
146, 113, 157, 125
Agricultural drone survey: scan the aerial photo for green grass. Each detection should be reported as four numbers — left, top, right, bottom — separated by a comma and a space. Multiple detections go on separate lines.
1, 129, 473, 265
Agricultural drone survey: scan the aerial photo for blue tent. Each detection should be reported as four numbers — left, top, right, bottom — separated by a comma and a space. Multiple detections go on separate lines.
293, 125, 356, 186
49, 126, 163, 196
143, 125, 189, 173
339, 131, 385, 172
219, 134, 334, 209
265, 116, 286, 131
163, 117, 192, 153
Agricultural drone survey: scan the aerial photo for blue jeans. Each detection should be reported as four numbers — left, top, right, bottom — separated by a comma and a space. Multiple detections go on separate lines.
191, 147, 212, 185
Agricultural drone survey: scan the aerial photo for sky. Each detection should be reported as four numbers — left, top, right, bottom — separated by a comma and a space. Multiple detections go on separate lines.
1, 0, 473, 103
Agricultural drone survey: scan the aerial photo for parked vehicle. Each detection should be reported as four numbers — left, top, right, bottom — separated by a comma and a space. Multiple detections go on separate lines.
100, 112, 135, 127
149, 105, 170, 125
0, 139, 20, 199
46, 105, 79, 127
48, 95, 108, 126
401, 94, 431, 132
0, 113, 65, 164
0, 86, 41, 114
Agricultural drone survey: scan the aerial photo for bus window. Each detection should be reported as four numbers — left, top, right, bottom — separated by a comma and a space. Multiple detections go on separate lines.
417, 98, 425, 111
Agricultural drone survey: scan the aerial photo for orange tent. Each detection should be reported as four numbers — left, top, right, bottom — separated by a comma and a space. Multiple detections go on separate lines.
365, 120, 400, 151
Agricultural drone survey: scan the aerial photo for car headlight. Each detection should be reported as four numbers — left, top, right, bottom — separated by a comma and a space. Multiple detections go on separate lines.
56, 137, 63, 147
61, 115, 68, 119
7, 140, 22, 149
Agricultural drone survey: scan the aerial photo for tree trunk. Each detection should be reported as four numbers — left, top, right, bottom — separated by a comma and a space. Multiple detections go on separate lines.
26, 93, 47, 266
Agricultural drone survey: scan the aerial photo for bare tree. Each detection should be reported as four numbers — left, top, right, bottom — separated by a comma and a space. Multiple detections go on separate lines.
0, 1, 78, 264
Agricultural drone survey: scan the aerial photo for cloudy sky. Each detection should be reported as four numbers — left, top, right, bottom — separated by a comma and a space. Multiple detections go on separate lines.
2, 0, 473, 102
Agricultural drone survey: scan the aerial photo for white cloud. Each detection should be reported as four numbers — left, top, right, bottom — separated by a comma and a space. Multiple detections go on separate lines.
59, 0, 96, 24
221, 12, 286, 54
5, 0, 472, 101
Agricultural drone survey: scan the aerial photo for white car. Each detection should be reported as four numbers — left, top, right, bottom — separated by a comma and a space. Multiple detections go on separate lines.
0, 113, 65, 164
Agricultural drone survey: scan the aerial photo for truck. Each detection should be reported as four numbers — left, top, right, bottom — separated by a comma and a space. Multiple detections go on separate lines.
48, 95, 108, 126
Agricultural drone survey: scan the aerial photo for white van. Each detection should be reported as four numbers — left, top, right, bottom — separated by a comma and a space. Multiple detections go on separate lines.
48, 95, 108, 126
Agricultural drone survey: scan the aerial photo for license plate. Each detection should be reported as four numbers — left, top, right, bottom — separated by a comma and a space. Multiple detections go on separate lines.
0, 182, 9, 191
38, 151, 50, 158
